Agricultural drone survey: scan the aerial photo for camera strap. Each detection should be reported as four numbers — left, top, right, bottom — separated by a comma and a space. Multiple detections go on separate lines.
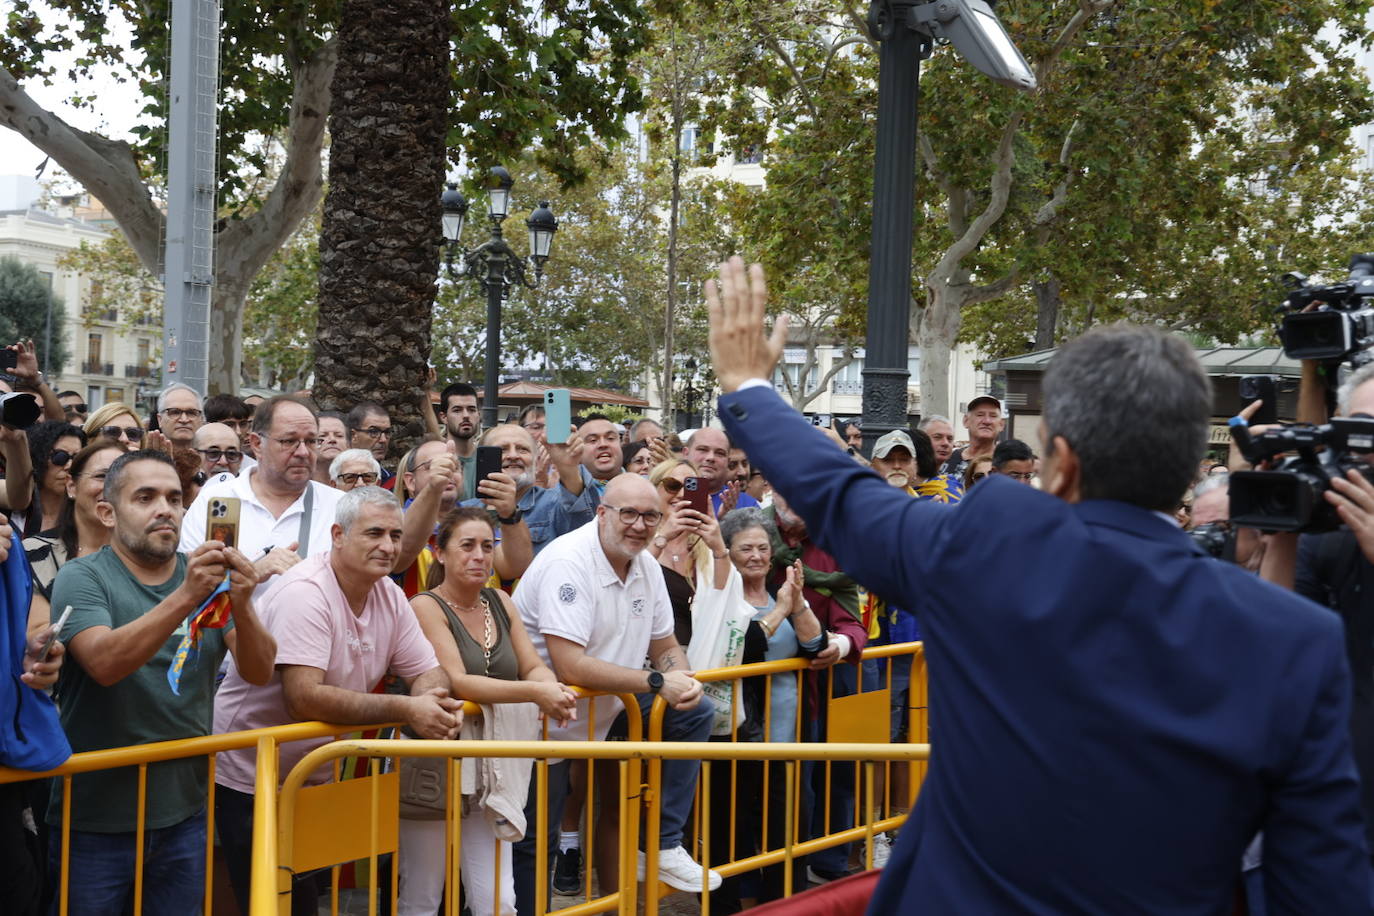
297, 485, 314, 558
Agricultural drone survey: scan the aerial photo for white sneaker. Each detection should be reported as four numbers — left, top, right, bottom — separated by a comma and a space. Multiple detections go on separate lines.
870, 832, 892, 869
636, 846, 723, 892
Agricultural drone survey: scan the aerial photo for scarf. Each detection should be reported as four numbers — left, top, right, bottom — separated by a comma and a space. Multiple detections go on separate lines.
764, 506, 862, 623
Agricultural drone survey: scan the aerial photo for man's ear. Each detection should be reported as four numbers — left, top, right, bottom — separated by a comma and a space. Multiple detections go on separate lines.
1042, 435, 1082, 503
95, 498, 116, 530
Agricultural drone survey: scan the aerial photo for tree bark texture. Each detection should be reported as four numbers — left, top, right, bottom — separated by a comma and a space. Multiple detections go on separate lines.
312, 0, 449, 448
1033, 274, 1061, 351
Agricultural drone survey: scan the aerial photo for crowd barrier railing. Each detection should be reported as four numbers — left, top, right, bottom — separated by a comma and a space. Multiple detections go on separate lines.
0, 641, 927, 916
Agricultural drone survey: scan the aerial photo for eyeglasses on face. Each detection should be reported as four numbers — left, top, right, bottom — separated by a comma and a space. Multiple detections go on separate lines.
354, 426, 392, 439
1000, 471, 1035, 481
337, 472, 379, 486
197, 448, 243, 463
269, 436, 321, 452
659, 478, 686, 494
161, 407, 203, 420
65, 403, 88, 414
970, 472, 988, 482
49, 450, 73, 467
602, 505, 664, 527
98, 426, 144, 442
78, 470, 108, 482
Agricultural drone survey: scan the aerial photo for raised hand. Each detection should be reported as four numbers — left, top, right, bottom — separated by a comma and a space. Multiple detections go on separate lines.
705, 257, 787, 393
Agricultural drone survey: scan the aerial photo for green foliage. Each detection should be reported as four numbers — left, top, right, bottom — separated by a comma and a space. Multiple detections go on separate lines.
58, 235, 162, 328
577, 404, 643, 424
1, 0, 650, 203
243, 212, 320, 389
0, 256, 69, 373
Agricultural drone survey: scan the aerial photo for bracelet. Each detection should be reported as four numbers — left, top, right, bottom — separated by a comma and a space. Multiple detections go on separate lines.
712, 551, 728, 559
757, 617, 774, 638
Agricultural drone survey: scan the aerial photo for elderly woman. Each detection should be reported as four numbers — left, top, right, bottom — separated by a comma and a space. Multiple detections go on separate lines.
704, 507, 824, 913
328, 447, 382, 491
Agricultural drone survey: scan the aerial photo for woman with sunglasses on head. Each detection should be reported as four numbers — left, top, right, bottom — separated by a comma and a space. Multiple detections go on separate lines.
19, 421, 87, 538
22, 439, 126, 640
82, 402, 146, 450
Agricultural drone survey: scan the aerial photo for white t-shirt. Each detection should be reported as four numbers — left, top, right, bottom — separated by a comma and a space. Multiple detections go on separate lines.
213, 551, 439, 793
516, 519, 674, 741
180, 468, 344, 599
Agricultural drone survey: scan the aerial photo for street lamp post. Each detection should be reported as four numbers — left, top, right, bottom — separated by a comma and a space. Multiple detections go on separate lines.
679, 356, 700, 429
860, 0, 1036, 455
440, 167, 558, 428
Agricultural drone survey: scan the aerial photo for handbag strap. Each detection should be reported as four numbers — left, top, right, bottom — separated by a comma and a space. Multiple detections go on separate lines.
297, 484, 315, 557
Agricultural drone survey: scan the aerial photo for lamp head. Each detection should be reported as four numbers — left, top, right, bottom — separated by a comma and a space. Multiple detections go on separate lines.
487, 166, 514, 221
912, 0, 1036, 91
441, 182, 468, 242
526, 201, 558, 266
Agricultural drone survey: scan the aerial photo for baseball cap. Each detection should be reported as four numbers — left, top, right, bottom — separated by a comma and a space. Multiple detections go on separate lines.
872, 430, 916, 459
966, 395, 1003, 414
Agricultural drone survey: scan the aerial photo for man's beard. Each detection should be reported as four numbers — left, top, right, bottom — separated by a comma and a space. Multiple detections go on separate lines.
451, 424, 477, 441
883, 471, 910, 489
117, 522, 179, 563
509, 470, 534, 490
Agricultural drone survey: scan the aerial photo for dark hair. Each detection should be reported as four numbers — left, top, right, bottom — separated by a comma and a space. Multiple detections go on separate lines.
102, 449, 178, 503
204, 393, 251, 423
52, 439, 127, 557
428, 505, 496, 588
991, 438, 1034, 469
440, 383, 479, 412
318, 409, 347, 427
28, 420, 87, 492
251, 395, 318, 435
622, 440, 648, 470
908, 428, 938, 480
345, 401, 388, 432
1042, 323, 1209, 511
577, 412, 611, 427
56, 390, 82, 400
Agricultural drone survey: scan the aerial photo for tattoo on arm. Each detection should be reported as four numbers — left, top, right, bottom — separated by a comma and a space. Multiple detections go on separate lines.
658, 652, 678, 671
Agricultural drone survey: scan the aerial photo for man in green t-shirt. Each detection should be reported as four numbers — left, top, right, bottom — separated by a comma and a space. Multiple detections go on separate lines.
49, 449, 276, 915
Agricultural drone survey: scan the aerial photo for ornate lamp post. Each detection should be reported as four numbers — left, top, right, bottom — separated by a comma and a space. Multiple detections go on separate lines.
440, 167, 558, 427
861, 0, 1035, 453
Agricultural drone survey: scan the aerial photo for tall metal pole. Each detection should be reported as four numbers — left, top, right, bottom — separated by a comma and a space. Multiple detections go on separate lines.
163, 0, 219, 397
483, 242, 505, 429
861, 1, 930, 455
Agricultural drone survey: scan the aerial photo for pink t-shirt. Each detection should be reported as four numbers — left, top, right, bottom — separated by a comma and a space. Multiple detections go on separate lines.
213, 551, 439, 793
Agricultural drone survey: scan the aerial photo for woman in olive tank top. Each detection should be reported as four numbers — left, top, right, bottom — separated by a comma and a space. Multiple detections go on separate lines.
397, 506, 577, 916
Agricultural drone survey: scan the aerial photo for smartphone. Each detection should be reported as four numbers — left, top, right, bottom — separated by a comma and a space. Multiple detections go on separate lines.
682, 476, 713, 516
206, 496, 242, 549
0, 350, 17, 371
812, 413, 832, 428
475, 445, 503, 485
1238, 376, 1278, 426
544, 388, 572, 444
37, 604, 74, 664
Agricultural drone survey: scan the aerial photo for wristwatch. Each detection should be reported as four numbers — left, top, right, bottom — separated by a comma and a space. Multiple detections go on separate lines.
652, 535, 668, 550
496, 507, 524, 525
647, 671, 665, 693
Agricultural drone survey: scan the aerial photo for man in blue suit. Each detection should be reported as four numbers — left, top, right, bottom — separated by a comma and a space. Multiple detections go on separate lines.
705, 257, 1373, 914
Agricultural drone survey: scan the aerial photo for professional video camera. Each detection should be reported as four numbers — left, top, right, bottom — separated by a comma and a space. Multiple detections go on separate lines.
1277, 254, 1374, 368
1227, 416, 1374, 533
1189, 522, 1230, 558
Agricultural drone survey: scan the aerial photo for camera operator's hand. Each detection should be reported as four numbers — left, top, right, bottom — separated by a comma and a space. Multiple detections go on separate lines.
1228, 400, 1282, 473
1327, 469, 1374, 564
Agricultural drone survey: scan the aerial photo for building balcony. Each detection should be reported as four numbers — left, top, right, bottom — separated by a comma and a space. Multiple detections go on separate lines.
124, 364, 154, 379
93, 308, 118, 322
830, 379, 863, 396
82, 360, 114, 376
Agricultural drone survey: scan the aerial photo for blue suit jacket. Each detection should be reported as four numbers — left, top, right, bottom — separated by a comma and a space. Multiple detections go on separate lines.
719, 385, 1373, 915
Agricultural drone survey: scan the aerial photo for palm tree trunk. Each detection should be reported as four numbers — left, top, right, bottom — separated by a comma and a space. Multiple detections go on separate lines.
312, 0, 449, 451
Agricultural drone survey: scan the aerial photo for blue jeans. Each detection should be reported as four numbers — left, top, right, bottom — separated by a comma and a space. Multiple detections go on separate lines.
609, 691, 715, 849
514, 759, 571, 916
48, 809, 206, 916
807, 665, 858, 876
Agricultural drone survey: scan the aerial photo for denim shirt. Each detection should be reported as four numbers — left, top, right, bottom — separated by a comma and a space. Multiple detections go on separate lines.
517, 466, 600, 554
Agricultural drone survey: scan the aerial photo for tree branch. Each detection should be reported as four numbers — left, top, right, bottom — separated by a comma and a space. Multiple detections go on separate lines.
761, 33, 820, 123
1034, 118, 1079, 227
0, 65, 164, 271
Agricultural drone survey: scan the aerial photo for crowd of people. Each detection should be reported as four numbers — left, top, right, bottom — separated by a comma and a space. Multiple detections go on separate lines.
3, 243, 1374, 916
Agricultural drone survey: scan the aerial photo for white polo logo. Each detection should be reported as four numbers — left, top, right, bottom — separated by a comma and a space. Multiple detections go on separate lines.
559, 583, 577, 603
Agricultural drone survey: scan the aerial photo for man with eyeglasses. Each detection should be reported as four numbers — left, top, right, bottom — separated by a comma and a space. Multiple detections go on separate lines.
513, 474, 717, 911
345, 401, 394, 482
156, 383, 205, 448
989, 438, 1036, 485
191, 423, 245, 480
205, 393, 257, 465
480, 423, 598, 556
181, 396, 344, 599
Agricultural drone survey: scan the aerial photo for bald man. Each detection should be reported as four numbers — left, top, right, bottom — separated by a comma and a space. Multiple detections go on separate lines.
514, 473, 717, 905
192, 422, 245, 479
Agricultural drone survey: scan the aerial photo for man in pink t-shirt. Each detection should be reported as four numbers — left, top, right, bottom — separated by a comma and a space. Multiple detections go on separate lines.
211, 486, 462, 915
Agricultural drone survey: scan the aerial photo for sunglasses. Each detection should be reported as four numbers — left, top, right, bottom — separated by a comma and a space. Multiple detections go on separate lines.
98, 426, 144, 442
65, 403, 88, 413
659, 478, 686, 494
49, 450, 73, 467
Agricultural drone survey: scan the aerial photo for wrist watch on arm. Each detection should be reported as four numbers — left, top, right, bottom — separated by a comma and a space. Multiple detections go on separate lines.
647, 670, 664, 693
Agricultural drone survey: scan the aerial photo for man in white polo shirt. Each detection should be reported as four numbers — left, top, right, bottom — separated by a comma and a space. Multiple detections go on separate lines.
512, 474, 717, 913
181, 396, 343, 597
